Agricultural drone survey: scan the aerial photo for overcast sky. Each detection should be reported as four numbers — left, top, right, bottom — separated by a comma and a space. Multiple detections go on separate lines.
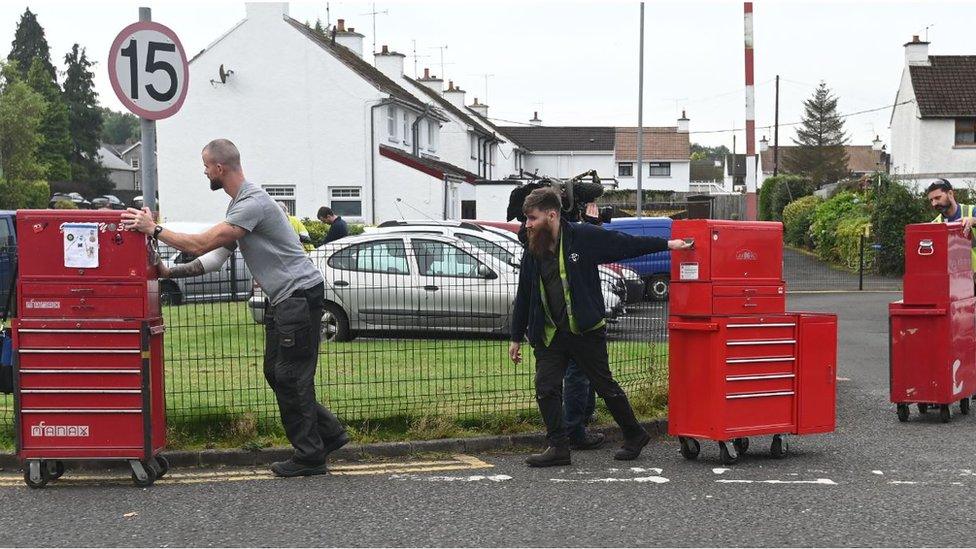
2, 0, 972, 150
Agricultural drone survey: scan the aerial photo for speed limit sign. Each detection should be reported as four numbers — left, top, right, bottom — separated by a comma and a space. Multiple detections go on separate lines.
108, 21, 189, 120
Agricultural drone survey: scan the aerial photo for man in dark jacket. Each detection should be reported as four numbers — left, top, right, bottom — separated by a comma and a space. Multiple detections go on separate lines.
317, 207, 349, 244
509, 188, 691, 467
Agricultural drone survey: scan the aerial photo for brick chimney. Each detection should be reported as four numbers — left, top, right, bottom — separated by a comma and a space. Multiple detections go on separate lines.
417, 67, 444, 93
334, 19, 365, 58
904, 35, 930, 66
469, 97, 489, 118
677, 110, 689, 133
374, 44, 406, 80
529, 111, 542, 126
442, 80, 466, 109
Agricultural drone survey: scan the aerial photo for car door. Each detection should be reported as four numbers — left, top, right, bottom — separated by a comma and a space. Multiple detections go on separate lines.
326, 239, 421, 329
0, 216, 15, 313
410, 238, 507, 332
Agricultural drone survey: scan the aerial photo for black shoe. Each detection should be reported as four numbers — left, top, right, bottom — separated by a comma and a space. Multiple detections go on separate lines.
271, 459, 329, 477
570, 432, 606, 450
323, 432, 350, 457
614, 431, 651, 461
525, 446, 571, 468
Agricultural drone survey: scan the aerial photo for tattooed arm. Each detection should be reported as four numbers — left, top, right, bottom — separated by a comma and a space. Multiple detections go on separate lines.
158, 247, 233, 279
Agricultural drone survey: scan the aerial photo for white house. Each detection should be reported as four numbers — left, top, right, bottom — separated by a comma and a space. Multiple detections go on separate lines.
889, 36, 976, 189
96, 146, 138, 191
157, 2, 483, 224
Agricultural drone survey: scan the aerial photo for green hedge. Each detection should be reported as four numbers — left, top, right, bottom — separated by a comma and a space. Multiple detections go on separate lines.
0, 179, 49, 209
782, 195, 821, 247
835, 214, 872, 271
871, 179, 931, 275
302, 218, 365, 247
759, 174, 815, 221
810, 191, 867, 263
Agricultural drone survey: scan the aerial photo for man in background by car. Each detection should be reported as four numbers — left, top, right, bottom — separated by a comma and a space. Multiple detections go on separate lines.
122, 138, 348, 478
509, 187, 691, 467
318, 207, 348, 244
278, 201, 314, 252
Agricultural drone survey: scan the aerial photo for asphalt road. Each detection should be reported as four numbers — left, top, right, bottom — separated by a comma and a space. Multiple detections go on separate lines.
1, 292, 974, 547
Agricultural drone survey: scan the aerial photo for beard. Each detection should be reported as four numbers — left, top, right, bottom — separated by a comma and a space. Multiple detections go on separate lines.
527, 222, 556, 259
935, 201, 951, 215
209, 176, 224, 191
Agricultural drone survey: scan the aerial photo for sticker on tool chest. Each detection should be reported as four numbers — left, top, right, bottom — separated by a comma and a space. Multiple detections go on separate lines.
63, 222, 99, 269
679, 262, 699, 280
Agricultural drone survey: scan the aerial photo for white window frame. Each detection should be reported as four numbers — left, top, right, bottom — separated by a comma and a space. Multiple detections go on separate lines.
648, 162, 671, 177
263, 185, 297, 215
329, 187, 363, 219
402, 111, 411, 146
428, 121, 438, 153
130, 157, 139, 169
470, 134, 477, 159
618, 163, 633, 177
387, 105, 398, 142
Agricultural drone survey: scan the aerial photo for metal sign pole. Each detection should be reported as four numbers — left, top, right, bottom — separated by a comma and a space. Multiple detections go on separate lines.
138, 6, 158, 214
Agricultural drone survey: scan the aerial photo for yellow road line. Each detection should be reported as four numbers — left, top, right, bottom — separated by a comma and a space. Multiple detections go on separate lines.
0, 454, 494, 488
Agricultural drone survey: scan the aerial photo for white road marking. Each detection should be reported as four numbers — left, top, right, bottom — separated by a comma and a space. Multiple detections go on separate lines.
716, 478, 837, 485
551, 476, 669, 484
871, 470, 884, 475
888, 480, 918, 485
712, 468, 730, 475
390, 474, 512, 482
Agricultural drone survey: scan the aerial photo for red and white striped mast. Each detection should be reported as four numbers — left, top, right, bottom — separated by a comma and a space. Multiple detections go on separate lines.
743, 2, 757, 220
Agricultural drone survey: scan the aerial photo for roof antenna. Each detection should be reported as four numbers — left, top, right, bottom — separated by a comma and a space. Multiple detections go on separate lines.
920, 23, 935, 42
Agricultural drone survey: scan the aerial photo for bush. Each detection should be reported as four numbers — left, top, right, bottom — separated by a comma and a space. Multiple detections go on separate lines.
302, 218, 366, 247
810, 191, 867, 262
835, 214, 873, 271
759, 174, 814, 221
0, 179, 50, 209
53, 199, 78, 209
871, 179, 931, 275
782, 195, 821, 248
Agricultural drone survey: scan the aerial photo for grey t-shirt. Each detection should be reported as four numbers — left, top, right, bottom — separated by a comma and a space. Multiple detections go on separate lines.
225, 181, 323, 305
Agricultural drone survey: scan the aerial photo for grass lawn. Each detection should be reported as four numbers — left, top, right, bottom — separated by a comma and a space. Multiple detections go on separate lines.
1, 301, 668, 450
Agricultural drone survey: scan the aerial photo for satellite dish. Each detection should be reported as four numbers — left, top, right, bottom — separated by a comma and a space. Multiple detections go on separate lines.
211, 64, 235, 86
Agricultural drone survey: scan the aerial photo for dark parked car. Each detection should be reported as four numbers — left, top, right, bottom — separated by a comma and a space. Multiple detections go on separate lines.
603, 217, 672, 301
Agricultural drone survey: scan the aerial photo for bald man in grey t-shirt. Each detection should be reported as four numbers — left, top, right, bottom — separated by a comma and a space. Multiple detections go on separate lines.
123, 139, 347, 477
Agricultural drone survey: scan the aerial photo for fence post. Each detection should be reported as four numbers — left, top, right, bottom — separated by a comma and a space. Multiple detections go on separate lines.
230, 254, 239, 301
858, 234, 865, 291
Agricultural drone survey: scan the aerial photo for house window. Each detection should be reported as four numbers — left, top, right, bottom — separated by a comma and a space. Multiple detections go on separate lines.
330, 187, 362, 217
263, 185, 296, 215
387, 105, 398, 141
618, 163, 633, 177
428, 121, 437, 152
131, 158, 139, 169
461, 200, 477, 219
134, 175, 141, 191
402, 111, 411, 146
648, 162, 671, 177
470, 135, 477, 159
490, 144, 496, 166
956, 118, 976, 146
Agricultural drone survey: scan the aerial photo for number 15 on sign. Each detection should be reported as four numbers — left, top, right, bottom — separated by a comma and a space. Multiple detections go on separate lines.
108, 21, 188, 120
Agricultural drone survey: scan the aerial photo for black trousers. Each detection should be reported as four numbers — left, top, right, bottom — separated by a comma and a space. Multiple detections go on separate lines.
533, 328, 646, 447
264, 282, 345, 464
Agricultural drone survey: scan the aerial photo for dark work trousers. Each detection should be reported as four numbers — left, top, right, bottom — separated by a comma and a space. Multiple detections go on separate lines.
563, 360, 596, 442
264, 282, 345, 464
534, 328, 646, 447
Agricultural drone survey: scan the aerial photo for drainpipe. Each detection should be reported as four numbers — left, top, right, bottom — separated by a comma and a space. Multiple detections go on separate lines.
369, 97, 395, 225
442, 175, 450, 220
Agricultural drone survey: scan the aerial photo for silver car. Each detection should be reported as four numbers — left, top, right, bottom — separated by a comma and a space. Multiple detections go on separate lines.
156, 222, 252, 305
248, 232, 621, 341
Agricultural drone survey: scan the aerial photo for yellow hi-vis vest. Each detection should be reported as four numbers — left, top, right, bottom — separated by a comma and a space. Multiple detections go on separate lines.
933, 203, 976, 271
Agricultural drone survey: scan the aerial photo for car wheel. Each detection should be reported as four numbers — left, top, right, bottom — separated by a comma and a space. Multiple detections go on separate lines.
160, 281, 183, 306
647, 276, 669, 302
322, 302, 353, 342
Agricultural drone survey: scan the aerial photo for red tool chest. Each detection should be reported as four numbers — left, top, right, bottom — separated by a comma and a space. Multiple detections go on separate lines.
889, 221, 976, 423
669, 220, 786, 316
668, 313, 837, 464
13, 210, 167, 488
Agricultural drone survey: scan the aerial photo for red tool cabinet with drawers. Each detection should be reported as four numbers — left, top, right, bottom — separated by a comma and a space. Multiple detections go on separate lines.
889, 222, 976, 423
13, 210, 167, 488
668, 220, 837, 465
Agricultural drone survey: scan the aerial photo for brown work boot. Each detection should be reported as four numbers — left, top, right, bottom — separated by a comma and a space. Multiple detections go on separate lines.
525, 446, 571, 467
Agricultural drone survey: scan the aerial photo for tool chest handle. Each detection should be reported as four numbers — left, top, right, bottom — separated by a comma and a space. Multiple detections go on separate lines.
668, 321, 719, 332
890, 308, 946, 316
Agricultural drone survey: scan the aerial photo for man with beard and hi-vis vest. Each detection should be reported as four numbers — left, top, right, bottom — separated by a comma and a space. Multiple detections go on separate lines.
508, 187, 692, 467
927, 178, 976, 284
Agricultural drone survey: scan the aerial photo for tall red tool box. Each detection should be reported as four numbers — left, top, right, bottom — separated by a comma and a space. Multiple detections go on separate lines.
12, 210, 167, 488
669, 220, 786, 316
668, 219, 838, 465
889, 222, 976, 423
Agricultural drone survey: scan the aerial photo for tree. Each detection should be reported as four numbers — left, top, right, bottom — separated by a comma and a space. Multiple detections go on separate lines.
7, 8, 56, 82
0, 62, 46, 182
784, 81, 849, 186
27, 58, 71, 181
63, 44, 110, 193
690, 143, 730, 162
314, 18, 325, 36
100, 108, 140, 144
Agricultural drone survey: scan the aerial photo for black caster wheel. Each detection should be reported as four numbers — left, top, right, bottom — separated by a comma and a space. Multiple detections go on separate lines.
718, 441, 738, 466
770, 435, 789, 459
24, 461, 50, 489
733, 437, 750, 455
47, 460, 65, 481
940, 404, 951, 423
960, 397, 971, 416
897, 404, 910, 422
131, 461, 157, 488
153, 455, 169, 479
679, 437, 700, 460
918, 403, 929, 414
